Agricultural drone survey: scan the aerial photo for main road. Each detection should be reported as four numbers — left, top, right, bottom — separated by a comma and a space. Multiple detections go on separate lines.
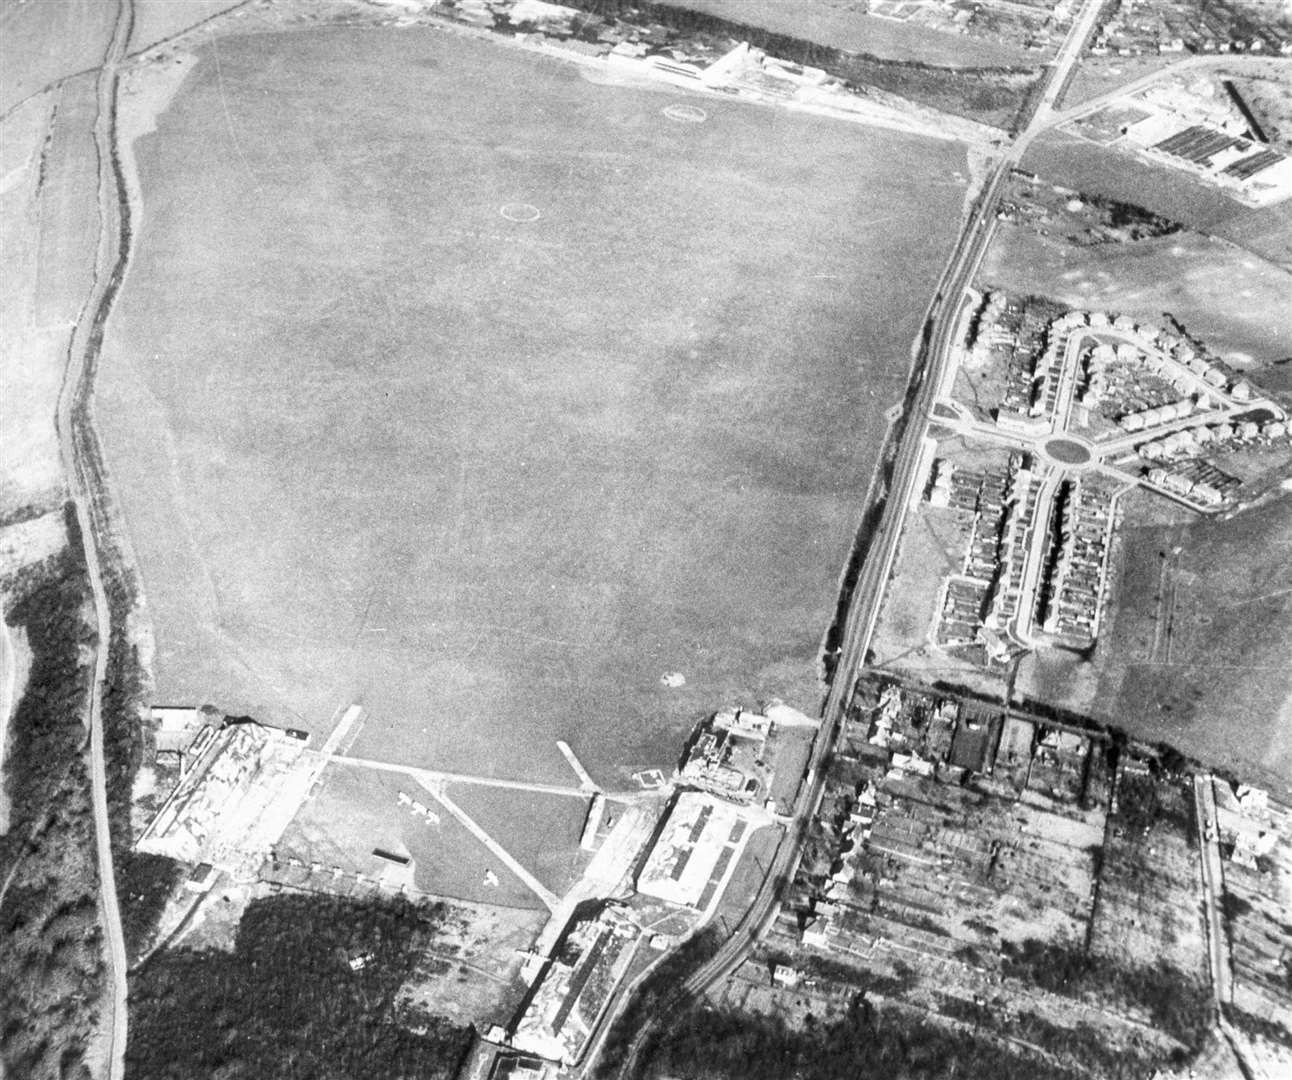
586, 1, 1108, 1076
53, 0, 135, 1077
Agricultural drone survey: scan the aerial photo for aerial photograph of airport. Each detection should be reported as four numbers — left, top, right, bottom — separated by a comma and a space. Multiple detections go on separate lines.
1, 0, 1291, 1078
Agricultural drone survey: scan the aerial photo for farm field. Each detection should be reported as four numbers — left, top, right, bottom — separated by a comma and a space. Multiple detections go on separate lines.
0, 0, 114, 114
99, 26, 967, 789
0, 70, 102, 515
126, 0, 250, 54
979, 226, 1292, 367
1092, 497, 1292, 799
0, 0, 246, 116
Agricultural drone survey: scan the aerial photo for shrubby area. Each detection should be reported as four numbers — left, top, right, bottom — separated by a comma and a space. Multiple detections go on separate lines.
97, 555, 181, 959
1116, 768, 1194, 839
635, 1001, 1088, 1080
594, 928, 722, 1079
127, 893, 473, 1080
1001, 937, 1212, 1048
0, 532, 103, 1080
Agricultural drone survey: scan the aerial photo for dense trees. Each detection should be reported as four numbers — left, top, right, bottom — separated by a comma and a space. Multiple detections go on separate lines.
127, 893, 472, 1080
637, 1001, 1089, 1080
0, 540, 103, 1080
1000, 938, 1212, 1047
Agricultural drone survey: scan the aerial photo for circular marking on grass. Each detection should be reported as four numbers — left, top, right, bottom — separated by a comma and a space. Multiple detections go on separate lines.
663, 103, 707, 123
500, 203, 541, 223
1043, 436, 1094, 466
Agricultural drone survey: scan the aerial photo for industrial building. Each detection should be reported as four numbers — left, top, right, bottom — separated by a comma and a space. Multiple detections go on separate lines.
635, 791, 750, 909
136, 717, 316, 869
678, 708, 771, 803
509, 908, 639, 1066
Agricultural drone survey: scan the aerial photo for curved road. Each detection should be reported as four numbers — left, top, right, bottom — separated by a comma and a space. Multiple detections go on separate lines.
53, 0, 134, 1077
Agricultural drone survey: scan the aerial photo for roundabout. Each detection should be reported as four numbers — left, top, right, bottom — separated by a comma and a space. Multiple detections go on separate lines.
1041, 435, 1094, 467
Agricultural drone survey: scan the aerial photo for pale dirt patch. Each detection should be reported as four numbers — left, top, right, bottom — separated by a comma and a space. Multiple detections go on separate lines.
397, 900, 546, 1028
0, 90, 70, 516
118, 45, 201, 240
0, 511, 66, 577
0, 94, 48, 190
172, 877, 259, 952
0, 328, 74, 512
0, 621, 32, 835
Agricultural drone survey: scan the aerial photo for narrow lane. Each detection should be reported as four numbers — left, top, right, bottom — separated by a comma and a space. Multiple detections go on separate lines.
52, 0, 135, 1076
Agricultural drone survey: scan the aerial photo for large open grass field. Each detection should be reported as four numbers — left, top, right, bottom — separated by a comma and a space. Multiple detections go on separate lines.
100, 26, 967, 787
1092, 496, 1292, 798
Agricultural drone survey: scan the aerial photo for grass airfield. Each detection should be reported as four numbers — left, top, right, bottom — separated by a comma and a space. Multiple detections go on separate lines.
101, 26, 967, 787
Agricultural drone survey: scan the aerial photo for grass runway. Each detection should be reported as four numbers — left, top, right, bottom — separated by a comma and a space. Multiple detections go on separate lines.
101, 25, 967, 787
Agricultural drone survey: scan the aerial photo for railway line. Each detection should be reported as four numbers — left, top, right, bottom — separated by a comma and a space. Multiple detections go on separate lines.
585, 2, 1110, 1075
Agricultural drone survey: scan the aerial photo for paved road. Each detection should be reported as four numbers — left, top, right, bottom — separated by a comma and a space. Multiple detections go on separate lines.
1193, 774, 1233, 1006
1051, 53, 1286, 130
584, 7, 1111, 1077
1189, 775, 1269, 1076
328, 753, 630, 799
53, 1, 134, 1077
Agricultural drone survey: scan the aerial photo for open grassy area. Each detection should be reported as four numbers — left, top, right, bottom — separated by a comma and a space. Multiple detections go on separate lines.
980, 226, 1292, 367
277, 763, 548, 909
1021, 131, 1292, 269
445, 782, 589, 896
1093, 497, 1292, 798
101, 26, 967, 787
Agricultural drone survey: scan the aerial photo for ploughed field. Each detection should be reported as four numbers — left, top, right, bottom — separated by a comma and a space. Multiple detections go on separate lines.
101, 26, 966, 786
